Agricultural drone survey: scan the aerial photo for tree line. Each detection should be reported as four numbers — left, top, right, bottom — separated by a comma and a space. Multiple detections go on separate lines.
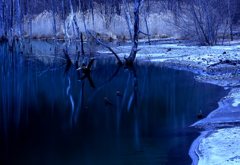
0, 0, 240, 45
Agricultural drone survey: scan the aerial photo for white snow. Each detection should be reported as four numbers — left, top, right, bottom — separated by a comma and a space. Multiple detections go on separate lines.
197, 127, 240, 165
232, 99, 240, 107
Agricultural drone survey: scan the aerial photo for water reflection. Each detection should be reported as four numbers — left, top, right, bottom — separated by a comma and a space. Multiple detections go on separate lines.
0, 42, 229, 165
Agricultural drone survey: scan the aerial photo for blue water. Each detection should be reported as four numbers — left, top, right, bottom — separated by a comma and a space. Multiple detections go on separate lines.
0, 42, 229, 165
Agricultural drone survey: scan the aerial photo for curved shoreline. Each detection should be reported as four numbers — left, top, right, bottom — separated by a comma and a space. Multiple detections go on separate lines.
20, 40, 240, 164
188, 131, 209, 165
138, 45, 240, 164
156, 62, 240, 164
99, 41, 240, 164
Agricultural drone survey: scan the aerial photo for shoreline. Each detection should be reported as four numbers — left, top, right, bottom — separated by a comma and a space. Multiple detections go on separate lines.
8, 39, 240, 164
134, 43, 240, 165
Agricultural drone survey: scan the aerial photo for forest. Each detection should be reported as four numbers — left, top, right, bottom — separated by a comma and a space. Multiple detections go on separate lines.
1, 0, 240, 46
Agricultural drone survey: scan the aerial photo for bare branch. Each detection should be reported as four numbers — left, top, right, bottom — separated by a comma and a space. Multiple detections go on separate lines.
138, 30, 151, 36
87, 30, 122, 65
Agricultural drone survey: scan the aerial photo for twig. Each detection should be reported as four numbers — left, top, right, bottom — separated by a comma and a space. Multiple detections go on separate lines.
139, 30, 151, 36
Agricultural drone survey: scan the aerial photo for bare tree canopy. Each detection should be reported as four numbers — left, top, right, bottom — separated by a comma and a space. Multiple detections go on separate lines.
0, 0, 240, 45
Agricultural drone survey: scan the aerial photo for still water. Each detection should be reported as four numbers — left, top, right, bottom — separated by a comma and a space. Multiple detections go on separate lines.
0, 42, 229, 165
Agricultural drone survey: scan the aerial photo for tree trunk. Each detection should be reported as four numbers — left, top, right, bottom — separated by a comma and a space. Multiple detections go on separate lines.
79, 0, 90, 51
142, 0, 151, 45
15, 0, 21, 38
61, 0, 68, 41
51, 0, 57, 43
73, 15, 85, 63
66, 0, 74, 40
26, 0, 32, 39
125, 0, 141, 65
122, 0, 133, 41
0, 0, 4, 38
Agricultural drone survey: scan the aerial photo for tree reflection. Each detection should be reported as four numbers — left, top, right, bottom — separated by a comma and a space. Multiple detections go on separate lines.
1, 42, 24, 143
87, 63, 122, 102
124, 64, 140, 146
77, 58, 96, 88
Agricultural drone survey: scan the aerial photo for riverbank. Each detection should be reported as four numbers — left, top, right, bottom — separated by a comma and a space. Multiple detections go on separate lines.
143, 42, 240, 165
105, 40, 240, 165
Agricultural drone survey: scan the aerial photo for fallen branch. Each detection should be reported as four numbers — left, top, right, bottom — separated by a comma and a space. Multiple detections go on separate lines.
87, 30, 122, 65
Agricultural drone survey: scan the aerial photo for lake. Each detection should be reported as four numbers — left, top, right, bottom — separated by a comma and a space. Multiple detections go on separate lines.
0, 41, 229, 165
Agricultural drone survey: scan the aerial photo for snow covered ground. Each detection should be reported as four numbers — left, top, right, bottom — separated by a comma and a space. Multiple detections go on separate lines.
103, 40, 240, 87
197, 128, 240, 165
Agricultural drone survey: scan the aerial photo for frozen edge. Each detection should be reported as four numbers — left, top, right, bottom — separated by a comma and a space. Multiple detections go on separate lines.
189, 87, 240, 165
189, 131, 209, 165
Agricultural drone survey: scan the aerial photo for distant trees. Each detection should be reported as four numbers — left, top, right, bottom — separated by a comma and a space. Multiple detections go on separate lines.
172, 0, 240, 45
0, 0, 4, 39
0, 0, 240, 45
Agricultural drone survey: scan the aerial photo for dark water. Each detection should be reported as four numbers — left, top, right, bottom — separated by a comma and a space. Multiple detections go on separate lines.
0, 42, 229, 165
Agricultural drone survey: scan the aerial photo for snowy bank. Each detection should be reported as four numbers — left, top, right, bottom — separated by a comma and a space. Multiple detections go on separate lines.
195, 128, 240, 165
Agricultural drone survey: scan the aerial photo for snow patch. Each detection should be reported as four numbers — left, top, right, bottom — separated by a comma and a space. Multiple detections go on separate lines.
198, 127, 240, 165
150, 59, 167, 62
232, 99, 240, 107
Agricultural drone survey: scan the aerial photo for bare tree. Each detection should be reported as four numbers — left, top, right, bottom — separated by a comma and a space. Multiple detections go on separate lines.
174, 0, 239, 45
142, 0, 151, 45
0, 0, 4, 39
125, 0, 141, 65
51, 0, 57, 44
122, 0, 134, 41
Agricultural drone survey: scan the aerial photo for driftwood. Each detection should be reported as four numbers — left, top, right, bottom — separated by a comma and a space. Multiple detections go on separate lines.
208, 59, 240, 68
